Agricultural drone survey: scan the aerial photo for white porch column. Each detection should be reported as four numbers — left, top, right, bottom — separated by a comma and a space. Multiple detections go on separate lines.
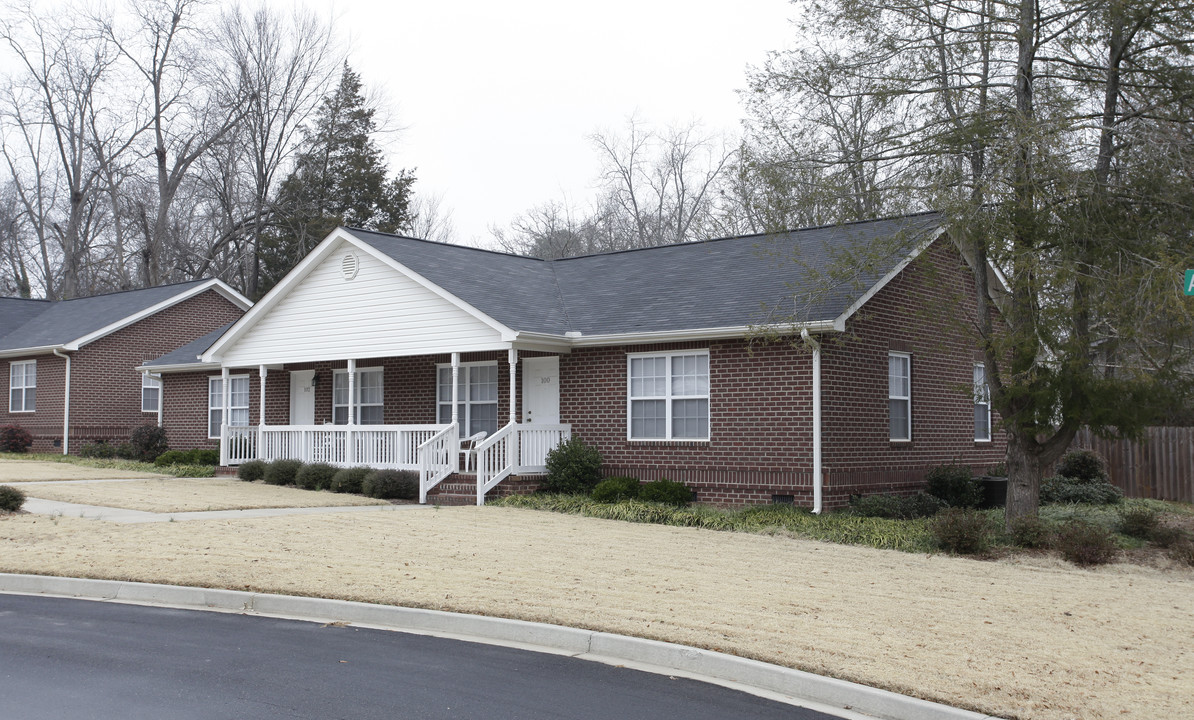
450, 352, 460, 472
219, 367, 230, 466
155, 374, 162, 427
346, 359, 356, 464
257, 365, 267, 462
507, 348, 518, 424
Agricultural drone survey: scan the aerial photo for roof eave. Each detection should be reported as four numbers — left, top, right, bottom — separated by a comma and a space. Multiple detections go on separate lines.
566, 322, 838, 347
0, 344, 66, 359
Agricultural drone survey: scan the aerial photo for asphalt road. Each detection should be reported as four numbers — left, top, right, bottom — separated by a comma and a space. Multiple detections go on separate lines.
0, 593, 842, 720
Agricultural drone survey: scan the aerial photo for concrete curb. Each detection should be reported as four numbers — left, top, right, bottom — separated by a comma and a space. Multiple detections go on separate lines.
0, 573, 1002, 720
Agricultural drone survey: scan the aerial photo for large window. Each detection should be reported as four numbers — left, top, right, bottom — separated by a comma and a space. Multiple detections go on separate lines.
627, 351, 709, 440
142, 373, 161, 413
333, 368, 384, 424
209, 376, 249, 439
888, 353, 911, 441
9, 360, 35, 413
437, 362, 498, 437
974, 363, 991, 442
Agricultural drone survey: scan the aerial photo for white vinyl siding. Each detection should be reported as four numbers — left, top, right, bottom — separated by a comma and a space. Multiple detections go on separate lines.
888, 353, 911, 441
209, 376, 249, 439
437, 362, 498, 437
141, 374, 161, 413
218, 240, 505, 365
333, 368, 384, 424
9, 360, 35, 413
628, 351, 709, 440
974, 363, 991, 442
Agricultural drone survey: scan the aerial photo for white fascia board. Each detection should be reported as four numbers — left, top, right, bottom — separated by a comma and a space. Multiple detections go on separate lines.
64, 279, 251, 351
830, 226, 947, 332
566, 322, 838, 348
134, 361, 220, 374
0, 345, 64, 359
217, 339, 513, 368
510, 332, 572, 353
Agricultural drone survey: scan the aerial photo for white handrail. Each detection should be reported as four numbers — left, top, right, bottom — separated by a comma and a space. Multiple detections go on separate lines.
475, 421, 518, 505
418, 422, 458, 503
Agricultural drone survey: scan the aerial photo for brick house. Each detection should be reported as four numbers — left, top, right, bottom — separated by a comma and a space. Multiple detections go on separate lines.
1, 280, 250, 453
145, 213, 1006, 508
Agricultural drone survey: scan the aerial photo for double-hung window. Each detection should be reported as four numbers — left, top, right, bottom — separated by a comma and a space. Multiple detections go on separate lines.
627, 351, 709, 440
888, 353, 911, 441
437, 362, 498, 437
142, 373, 161, 413
333, 368, 384, 424
973, 363, 991, 442
9, 360, 35, 413
208, 376, 249, 439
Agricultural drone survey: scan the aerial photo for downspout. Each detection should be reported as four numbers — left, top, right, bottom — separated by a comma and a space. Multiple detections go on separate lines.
801, 329, 823, 514
52, 348, 71, 455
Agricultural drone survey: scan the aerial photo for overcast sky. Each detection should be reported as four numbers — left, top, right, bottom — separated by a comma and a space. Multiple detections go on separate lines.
333, 0, 796, 245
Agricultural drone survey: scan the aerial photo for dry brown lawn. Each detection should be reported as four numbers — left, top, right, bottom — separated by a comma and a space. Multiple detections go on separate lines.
19, 477, 387, 512
0, 460, 164, 482
1, 505, 1190, 720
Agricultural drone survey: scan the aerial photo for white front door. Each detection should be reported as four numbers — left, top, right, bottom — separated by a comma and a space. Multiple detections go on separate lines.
522, 356, 560, 424
289, 370, 316, 425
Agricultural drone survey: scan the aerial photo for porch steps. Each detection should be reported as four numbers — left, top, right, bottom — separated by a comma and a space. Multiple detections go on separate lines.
425, 474, 544, 506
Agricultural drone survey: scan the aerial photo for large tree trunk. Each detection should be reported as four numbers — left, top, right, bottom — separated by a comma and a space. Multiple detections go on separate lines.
1004, 432, 1043, 525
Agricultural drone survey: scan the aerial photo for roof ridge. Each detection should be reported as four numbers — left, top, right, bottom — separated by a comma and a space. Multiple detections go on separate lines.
57, 278, 212, 302
343, 226, 548, 263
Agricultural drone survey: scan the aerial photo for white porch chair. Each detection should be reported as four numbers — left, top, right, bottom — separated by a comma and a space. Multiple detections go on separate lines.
460, 431, 488, 473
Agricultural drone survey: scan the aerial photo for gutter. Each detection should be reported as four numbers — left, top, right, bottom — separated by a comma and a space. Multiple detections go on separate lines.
800, 329, 823, 514
51, 348, 71, 455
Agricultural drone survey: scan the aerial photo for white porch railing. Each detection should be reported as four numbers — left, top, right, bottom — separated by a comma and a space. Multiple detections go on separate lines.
224, 424, 447, 469
226, 426, 258, 465
475, 422, 571, 506
418, 423, 458, 503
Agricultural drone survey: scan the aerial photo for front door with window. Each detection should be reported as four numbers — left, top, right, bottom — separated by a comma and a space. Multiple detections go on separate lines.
289, 370, 315, 425
522, 356, 560, 424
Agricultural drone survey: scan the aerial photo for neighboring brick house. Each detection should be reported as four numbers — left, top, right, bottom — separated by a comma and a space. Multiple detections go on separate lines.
145, 213, 1006, 509
0, 280, 251, 453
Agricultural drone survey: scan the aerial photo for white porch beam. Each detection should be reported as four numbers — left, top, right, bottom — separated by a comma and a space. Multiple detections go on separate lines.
258, 365, 267, 462
450, 353, 460, 426
508, 348, 518, 424
347, 358, 356, 426
219, 367, 230, 466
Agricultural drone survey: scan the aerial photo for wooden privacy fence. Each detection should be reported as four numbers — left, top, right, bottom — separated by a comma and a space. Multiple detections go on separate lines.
1072, 426, 1193, 503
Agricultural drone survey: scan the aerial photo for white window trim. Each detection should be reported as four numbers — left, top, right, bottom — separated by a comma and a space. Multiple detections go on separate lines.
208, 375, 249, 439
332, 367, 385, 425
974, 363, 992, 442
9, 360, 36, 413
888, 352, 912, 442
626, 349, 711, 442
436, 360, 499, 436
141, 373, 161, 413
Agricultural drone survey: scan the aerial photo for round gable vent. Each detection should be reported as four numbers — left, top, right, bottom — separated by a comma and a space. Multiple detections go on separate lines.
341, 252, 359, 280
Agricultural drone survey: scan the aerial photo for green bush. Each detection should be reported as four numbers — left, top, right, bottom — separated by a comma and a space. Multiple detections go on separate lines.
237, 460, 267, 482
191, 449, 219, 466
1118, 506, 1160, 539
1009, 515, 1054, 549
0, 484, 26, 512
1040, 476, 1122, 505
295, 463, 338, 491
1056, 450, 1107, 483
1056, 520, 1118, 566
153, 450, 190, 467
592, 476, 641, 503
114, 443, 136, 460
849, 492, 943, 520
263, 459, 303, 486
78, 442, 116, 459
1149, 525, 1188, 549
330, 467, 372, 494
362, 469, 419, 500
637, 478, 693, 506
541, 435, 603, 494
925, 464, 982, 508
0, 425, 33, 453
987, 462, 1007, 477
928, 508, 991, 554
1169, 539, 1194, 567
129, 424, 169, 463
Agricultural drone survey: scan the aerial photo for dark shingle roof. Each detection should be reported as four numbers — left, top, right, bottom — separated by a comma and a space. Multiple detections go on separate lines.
343, 212, 942, 336
0, 280, 216, 353
142, 322, 236, 368
0, 297, 51, 339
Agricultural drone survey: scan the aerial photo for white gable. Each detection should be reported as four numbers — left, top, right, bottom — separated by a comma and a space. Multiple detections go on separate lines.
218, 239, 507, 366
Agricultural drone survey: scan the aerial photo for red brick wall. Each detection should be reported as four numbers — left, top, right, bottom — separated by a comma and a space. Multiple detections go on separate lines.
1, 353, 67, 452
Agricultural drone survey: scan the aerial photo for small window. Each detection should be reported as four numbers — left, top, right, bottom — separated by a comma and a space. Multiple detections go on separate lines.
974, 363, 991, 442
142, 374, 161, 413
209, 376, 250, 439
627, 351, 710, 440
888, 353, 911, 441
333, 368, 384, 424
9, 360, 36, 413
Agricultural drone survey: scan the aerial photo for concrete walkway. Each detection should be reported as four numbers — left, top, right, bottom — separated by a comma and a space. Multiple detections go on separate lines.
20, 497, 429, 524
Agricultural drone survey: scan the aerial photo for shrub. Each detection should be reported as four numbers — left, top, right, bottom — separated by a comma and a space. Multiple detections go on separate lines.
1149, 525, 1188, 549
114, 443, 136, 460
330, 467, 372, 494
237, 460, 267, 482
925, 464, 982, 508
129, 424, 169, 463
637, 478, 693, 506
263, 459, 303, 486
987, 462, 1007, 477
1117, 506, 1160, 540
592, 476, 641, 503
541, 435, 603, 494
1056, 449, 1107, 483
78, 442, 116, 459
1169, 539, 1194, 567
362, 469, 419, 500
191, 449, 219, 466
0, 425, 34, 453
1040, 476, 1123, 505
1056, 520, 1118, 566
928, 508, 991, 554
154, 450, 190, 467
1009, 515, 1054, 549
295, 463, 338, 491
0, 485, 25, 512
850, 492, 943, 520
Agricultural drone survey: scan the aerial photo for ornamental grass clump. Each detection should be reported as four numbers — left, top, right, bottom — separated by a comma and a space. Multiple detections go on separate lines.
295, 463, 338, 491
0, 485, 26, 512
263, 459, 303, 486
